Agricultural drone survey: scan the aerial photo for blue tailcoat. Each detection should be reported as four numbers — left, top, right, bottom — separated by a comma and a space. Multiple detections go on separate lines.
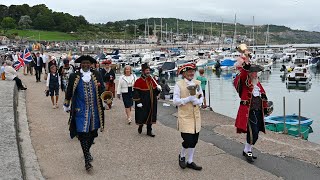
64, 70, 105, 139
73, 79, 101, 132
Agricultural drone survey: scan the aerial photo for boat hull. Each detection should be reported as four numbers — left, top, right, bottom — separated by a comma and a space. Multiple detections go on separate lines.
264, 115, 313, 126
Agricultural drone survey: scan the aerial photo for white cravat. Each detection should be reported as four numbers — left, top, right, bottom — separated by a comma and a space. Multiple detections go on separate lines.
80, 69, 92, 83
252, 85, 261, 97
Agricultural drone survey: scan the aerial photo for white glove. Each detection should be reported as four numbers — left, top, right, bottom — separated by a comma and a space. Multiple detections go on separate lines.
137, 103, 143, 108
157, 85, 162, 91
193, 99, 201, 105
187, 96, 197, 103
63, 105, 71, 112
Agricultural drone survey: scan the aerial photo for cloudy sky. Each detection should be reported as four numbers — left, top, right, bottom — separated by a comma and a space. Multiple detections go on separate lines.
2, 0, 320, 31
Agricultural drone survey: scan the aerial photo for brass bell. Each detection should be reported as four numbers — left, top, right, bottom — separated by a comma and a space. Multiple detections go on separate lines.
101, 91, 113, 105
237, 44, 248, 53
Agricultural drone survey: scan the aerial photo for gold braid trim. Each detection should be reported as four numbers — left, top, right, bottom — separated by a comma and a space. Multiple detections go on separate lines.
68, 75, 80, 125
83, 81, 90, 132
92, 74, 104, 131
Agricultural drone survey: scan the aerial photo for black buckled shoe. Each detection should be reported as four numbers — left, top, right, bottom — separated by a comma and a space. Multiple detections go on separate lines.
186, 162, 202, 171
85, 162, 93, 171
147, 131, 155, 137
243, 151, 254, 163
179, 155, 187, 169
138, 125, 143, 134
243, 151, 257, 159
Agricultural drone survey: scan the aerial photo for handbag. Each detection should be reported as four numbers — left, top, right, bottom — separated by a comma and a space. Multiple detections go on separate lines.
1, 72, 5, 80
44, 89, 49, 97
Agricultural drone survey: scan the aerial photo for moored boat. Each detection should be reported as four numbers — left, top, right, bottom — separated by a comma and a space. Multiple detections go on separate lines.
265, 114, 313, 126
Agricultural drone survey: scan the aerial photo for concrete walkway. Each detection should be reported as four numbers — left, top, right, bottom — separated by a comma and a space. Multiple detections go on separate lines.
20, 74, 281, 179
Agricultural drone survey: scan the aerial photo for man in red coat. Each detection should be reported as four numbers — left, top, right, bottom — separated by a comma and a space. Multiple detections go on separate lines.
234, 48, 271, 163
133, 63, 161, 137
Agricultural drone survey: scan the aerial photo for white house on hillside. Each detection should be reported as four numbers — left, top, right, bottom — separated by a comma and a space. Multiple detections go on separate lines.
0, 36, 10, 45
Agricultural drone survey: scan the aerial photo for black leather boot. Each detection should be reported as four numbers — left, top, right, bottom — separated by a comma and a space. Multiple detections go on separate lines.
147, 124, 155, 137
138, 125, 143, 134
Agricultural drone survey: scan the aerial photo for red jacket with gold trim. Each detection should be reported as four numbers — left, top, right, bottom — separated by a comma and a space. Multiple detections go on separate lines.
233, 66, 268, 133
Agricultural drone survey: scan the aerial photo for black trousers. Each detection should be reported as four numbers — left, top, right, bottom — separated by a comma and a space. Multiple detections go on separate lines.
13, 77, 24, 89
181, 133, 199, 148
35, 66, 42, 81
247, 110, 263, 145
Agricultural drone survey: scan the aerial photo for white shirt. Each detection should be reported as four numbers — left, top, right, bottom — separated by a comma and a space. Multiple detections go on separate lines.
173, 78, 204, 106
252, 85, 261, 97
80, 69, 92, 83
37, 57, 41, 66
46, 73, 61, 87
41, 54, 47, 63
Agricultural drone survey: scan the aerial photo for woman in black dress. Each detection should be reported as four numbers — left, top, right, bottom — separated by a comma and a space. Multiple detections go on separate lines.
116, 65, 137, 124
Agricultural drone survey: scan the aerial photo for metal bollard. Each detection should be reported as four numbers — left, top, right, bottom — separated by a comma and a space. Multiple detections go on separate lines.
298, 99, 301, 137
207, 80, 213, 111
283, 97, 287, 134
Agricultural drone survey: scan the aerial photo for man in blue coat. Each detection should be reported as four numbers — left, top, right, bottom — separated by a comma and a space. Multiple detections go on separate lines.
63, 55, 105, 171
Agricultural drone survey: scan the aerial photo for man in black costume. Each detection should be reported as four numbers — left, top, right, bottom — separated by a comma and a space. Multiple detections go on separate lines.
133, 63, 161, 137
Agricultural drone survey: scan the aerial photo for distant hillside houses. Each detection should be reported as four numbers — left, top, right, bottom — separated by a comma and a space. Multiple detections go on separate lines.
0, 36, 10, 45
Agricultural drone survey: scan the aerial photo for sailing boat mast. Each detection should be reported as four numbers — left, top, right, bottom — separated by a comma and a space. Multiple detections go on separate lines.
232, 14, 237, 49
160, 18, 163, 42
210, 21, 213, 42
191, 20, 193, 37
252, 16, 255, 52
221, 18, 224, 48
264, 24, 270, 53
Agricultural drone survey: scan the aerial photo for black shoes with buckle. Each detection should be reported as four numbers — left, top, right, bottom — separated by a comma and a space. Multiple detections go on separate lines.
85, 162, 93, 171
243, 151, 257, 159
243, 151, 255, 163
179, 155, 187, 169
147, 131, 155, 137
186, 162, 202, 171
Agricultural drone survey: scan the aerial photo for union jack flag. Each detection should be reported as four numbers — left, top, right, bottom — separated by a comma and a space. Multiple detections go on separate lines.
13, 53, 25, 71
13, 48, 33, 71
23, 48, 33, 64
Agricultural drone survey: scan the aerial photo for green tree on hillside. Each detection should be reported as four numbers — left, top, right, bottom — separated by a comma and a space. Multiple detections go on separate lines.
33, 13, 55, 30
18, 15, 32, 29
0, 5, 9, 20
30, 4, 51, 20
8, 4, 31, 22
1, 17, 16, 33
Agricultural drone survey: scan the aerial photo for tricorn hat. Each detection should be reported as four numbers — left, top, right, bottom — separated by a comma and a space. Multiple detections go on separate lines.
249, 64, 263, 72
141, 63, 150, 71
75, 55, 97, 64
177, 63, 196, 74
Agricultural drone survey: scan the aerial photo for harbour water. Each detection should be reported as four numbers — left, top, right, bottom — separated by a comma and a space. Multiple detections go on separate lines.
164, 63, 320, 144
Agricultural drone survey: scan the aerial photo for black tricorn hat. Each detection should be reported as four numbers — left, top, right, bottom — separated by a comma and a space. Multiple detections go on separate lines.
249, 64, 263, 72
141, 63, 150, 71
75, 55, 97, 64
